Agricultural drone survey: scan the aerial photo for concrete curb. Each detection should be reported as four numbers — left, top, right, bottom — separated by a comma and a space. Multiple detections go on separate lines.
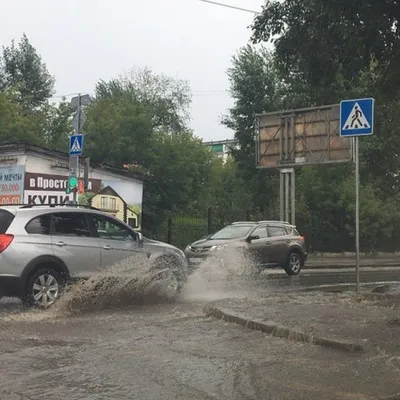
204, 305, 365, 354
304, 262, 400, 269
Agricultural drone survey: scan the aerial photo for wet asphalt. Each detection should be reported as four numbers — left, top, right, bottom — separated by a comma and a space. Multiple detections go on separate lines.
0, 267, 399, 400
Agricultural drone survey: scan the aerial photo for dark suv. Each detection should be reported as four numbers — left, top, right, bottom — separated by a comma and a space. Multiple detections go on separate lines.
184, 220, 307, 275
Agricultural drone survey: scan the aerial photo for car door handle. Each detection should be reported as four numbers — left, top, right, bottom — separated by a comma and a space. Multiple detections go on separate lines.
55, 241, 66, 247
103, 245, 113, 250
286, 239, 291, 243
266, 241, 272, 245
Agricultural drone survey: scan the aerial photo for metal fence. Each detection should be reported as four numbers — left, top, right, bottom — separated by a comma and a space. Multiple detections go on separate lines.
142, 207, 251, 250
141, 206, 400, 253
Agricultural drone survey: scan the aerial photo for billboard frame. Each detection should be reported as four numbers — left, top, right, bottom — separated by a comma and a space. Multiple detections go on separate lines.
255, 104, 353, 170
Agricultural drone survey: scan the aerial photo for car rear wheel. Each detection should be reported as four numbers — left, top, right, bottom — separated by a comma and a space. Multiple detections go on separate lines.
284, 252, 302, 276
23, 267, 63, 308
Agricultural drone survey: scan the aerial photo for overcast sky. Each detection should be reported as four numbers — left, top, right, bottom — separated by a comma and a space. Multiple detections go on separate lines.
0, 0, 265, 141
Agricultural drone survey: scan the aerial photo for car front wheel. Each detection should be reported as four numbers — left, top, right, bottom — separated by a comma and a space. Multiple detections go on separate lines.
284, 252, 302, 276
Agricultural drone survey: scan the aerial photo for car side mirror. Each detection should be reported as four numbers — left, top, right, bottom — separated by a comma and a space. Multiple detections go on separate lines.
246, 235, 260, 243
137, 232, 144, 244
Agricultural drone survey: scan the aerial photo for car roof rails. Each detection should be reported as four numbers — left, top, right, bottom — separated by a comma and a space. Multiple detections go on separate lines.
257, 220, 292, 225
9, 203, 101, 211
231, 221, 256, 225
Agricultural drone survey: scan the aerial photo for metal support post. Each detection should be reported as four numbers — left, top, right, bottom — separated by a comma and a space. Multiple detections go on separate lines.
355, 137, 360, 293
280, 171, 284, 221
285, 172, 289, 222
291, 169, 296, 225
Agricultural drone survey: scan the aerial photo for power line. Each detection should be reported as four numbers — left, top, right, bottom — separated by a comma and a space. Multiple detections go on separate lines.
198, 0, 260, 14
49, 90, 228, 101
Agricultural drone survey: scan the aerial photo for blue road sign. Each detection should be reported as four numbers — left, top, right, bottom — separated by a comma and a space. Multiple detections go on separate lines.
340, 98, 375, 137
69, 134, 84, 156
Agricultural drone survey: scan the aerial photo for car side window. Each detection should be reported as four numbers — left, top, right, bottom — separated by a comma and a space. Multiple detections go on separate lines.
252, 227, 268, 239
25, 214, 52, 235
52, 213, 91, 237
91, 214, 135, 241
267, 226, 286, 237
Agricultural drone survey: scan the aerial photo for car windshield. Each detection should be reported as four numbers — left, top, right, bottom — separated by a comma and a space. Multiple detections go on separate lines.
209, 224, 254, 240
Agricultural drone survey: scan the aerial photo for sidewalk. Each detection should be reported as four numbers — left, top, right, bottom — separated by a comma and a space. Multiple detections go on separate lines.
306, 254, 400, 268
205, 292, 400, 399
205, 291, 400, 356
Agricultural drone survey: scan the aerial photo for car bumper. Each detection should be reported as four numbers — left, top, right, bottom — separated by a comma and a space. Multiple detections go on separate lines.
0, 275, 23, 297
184, 251, 212, 266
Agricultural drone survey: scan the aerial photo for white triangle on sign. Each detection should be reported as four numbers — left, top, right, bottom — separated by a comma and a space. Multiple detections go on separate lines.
342, 102, 371, 130
71, 137, 81, 152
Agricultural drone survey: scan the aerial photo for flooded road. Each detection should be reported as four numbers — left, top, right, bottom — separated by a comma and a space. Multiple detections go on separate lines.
0, 265, 399, 399
1, 302, 400, 400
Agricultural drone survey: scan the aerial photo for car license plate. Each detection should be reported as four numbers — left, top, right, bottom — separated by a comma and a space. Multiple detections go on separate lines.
189, 257, 202, 263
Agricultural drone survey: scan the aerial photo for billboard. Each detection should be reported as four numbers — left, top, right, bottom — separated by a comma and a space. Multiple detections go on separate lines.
0, 165, 25, 204
24, 172, 102, 205
255, 104, 353, 169
24, 172, 143, 229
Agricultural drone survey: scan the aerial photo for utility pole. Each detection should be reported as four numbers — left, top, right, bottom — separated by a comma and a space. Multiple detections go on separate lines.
68, 93, 90, 205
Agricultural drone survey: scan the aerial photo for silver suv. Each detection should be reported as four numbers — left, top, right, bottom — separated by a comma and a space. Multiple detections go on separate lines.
0, 204, 188, 308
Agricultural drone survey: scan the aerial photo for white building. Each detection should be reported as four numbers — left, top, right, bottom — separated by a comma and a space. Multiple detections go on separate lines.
0, 143, 144, 227
203, 139, 238, 162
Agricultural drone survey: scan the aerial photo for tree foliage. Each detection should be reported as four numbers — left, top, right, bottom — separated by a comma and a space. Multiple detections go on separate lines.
95, 67, 191, 133
0, 34, 55, 108
251, 0, 400, 102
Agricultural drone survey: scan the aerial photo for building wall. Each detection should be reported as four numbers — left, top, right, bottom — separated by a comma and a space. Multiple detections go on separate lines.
0, 149, 143, 227
91, 194, 123, 220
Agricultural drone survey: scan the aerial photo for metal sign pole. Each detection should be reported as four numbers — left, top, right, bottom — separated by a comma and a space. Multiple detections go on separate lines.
339, 97, 374, 294
72, 94, 81, 205
355, 136, 360, 293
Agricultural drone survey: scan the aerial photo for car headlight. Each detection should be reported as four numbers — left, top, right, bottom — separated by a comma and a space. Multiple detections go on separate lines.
185, 245, 192, 252
210, 245, 225, 251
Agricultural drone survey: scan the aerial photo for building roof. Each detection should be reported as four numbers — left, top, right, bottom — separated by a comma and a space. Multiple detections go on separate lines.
94, 185, 121, 199
0, 142, 146, 182
92, 185, 139, 216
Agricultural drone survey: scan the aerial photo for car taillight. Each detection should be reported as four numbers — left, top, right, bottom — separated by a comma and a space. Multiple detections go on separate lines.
0, 234, 14, 253
300, 236, 305, 242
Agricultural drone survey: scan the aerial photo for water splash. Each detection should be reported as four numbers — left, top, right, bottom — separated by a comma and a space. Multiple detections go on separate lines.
54, 254, 181, 315
179, 246, 260, 302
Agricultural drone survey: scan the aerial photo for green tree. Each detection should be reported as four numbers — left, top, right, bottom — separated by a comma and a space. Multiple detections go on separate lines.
41, 101, 73, 150
251, 0, 400, 102
85, 70, 215, 239
85, 95, 153, 167
0, 34, 55, 108
143, 131, 213, 213
204, 156, 254, 227
141, 131, 214, 239
95, 67, 191, 133
0, 89, 43, 143
223, 45, 284, 170
222, 45, 292, 216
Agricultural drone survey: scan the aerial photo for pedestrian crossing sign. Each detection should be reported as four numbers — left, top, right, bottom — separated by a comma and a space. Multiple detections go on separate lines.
69, 134, 84, 156
340, 98, 374, 137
